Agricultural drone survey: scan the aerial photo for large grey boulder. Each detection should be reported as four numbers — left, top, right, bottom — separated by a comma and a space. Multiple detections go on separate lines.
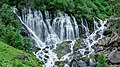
108, 49, 120, 63
54, 41, 72, 59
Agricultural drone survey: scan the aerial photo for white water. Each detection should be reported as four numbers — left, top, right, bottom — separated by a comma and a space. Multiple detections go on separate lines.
14, 7, 108, 67
14, 8, 79, 67
79, 18, 108, 57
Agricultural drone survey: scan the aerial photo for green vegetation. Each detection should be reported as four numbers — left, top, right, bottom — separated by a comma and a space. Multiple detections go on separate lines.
112, 0, 120, 16
0, 4, 43, 67
108, 0, 120, 34
109, 17, 120, 34
31, 0, 112, 20
96, 52, 107, 67
0, 4, 33, 52
0, 4, 43, 66
2, 0, 112, 22
54, 41, 71, 58
0, 0, 118, 67
0, 41, 42, 67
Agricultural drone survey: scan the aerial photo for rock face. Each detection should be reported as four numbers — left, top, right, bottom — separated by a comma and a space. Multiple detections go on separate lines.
103, 29, 112, 36
70, 59, 87, 67
54, 41, 72, 59
108, 50, 120, 64
97, 28, 120, 66
73, 39, 82, 50
20, 27, 29, 37
54, 39, 83, 59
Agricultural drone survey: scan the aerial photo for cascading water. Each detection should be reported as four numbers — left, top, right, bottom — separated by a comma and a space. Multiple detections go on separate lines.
14, 7, 108, 67
79, 18, 108, 57
14, 8, 79, 67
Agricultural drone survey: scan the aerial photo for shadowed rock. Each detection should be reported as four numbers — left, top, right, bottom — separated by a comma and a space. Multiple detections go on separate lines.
16, 54, 28, 60
108, 50, 120, 64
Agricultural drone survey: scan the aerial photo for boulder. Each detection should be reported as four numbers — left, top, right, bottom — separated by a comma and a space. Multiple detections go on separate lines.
16, 54, 28, 60
103, 29, 112, 36
20, 27, 29, 37
97, 46, 104, 51
70, 59, 87, 67
55, 60, 64, 67
108, 50, 120, 64
105, 33, 120, 48
73, 39, 82, 50
54, 41, 72, 59
109, 33, 120, 45
97, 37, 110, 46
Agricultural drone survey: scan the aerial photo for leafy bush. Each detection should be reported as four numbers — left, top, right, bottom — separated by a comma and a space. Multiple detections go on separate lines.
109, 17, 120, 34
111, 0, 120, 16
96, 52, 107, 67
2, 0, 112, 21
0, 4, 32, 52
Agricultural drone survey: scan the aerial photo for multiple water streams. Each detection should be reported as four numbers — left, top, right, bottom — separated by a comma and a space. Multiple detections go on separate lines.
14, 8, 108, 67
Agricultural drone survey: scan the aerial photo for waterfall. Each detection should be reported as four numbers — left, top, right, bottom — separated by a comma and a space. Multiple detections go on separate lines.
14, 8, 79, 67
14, 7, 108, 67
79, 18, 108, 57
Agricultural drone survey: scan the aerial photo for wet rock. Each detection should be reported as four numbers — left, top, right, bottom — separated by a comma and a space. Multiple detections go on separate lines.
33, 47, 41, 54
54, 41, 72, 59
55, 60, 64, 67
42, 48, 49, 53
70, 59, 87, 67
84, 51, 90, 55
89, 58, 96, 66
98, 46, 104, 51
108, 50, 120, 64
16, 54, 28, 60
72, 50, 82, 60
97, 37, 109, 46
103, 29, 112, 36
91, 44, 98, 51
44, 55, 49, 59
20, 27, 29, 37
73, 39, 82, 50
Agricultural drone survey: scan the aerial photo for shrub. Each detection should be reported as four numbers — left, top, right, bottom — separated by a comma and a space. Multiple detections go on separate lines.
96, 52, 107, 67
2, 0, 112, 21
0, 4, 32, 52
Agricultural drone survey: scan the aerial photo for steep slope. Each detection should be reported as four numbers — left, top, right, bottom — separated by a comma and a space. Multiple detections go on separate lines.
0, 41, 42, 67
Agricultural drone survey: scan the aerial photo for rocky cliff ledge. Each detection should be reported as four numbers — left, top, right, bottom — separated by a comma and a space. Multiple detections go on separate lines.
97, 18, 120, 67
